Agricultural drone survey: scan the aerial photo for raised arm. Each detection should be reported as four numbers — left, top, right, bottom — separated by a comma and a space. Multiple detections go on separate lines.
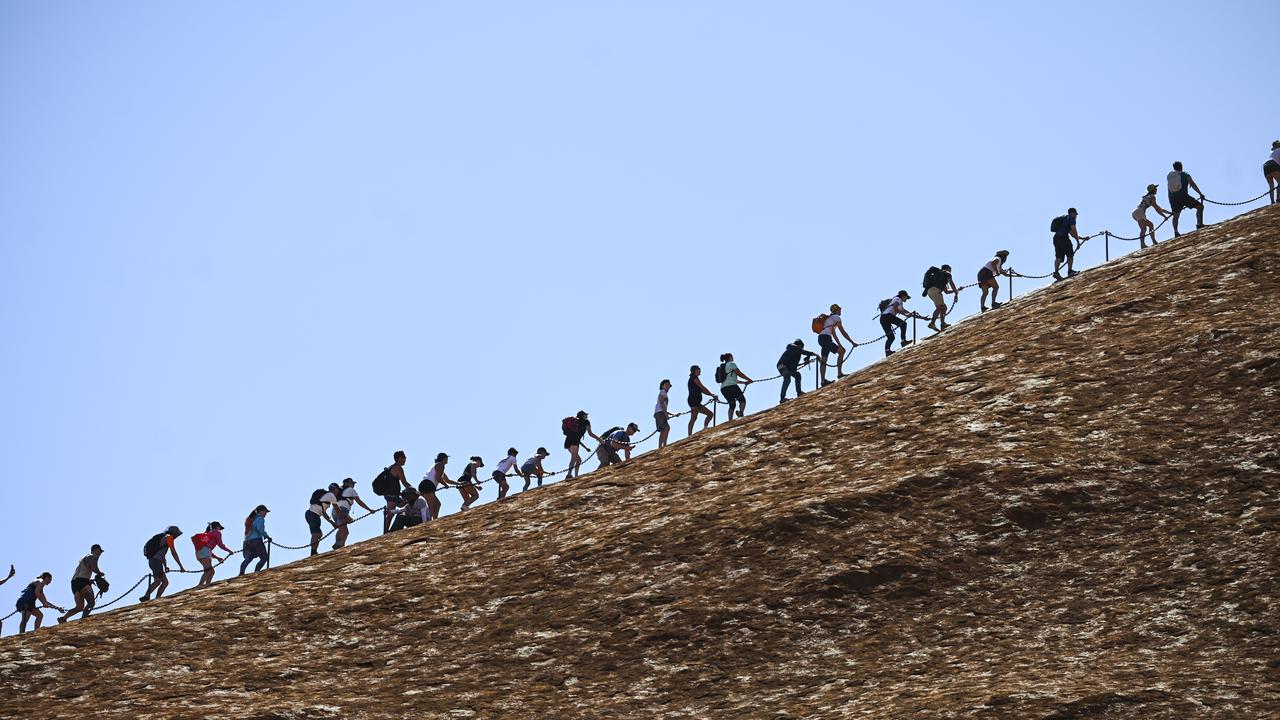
1188, 176, 1204, 198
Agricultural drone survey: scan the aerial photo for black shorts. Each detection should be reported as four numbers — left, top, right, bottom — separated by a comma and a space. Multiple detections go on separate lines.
723, 385, 744, 403
1264, 160, 1280, 177
458, 474, 475, 486
977, 267, 994, 283
15, 597, 35, 613
491, 470, 507, 483
71, 577, 93, 595
1169, 191, 1199, 212
563, 435, 580, 450
687, 396, 702, 409
818, 333, 839, 357
148, 556, 166, 579
1053, 234, 1074, 261
305, 510, 322, 534
419, 479, 437, 494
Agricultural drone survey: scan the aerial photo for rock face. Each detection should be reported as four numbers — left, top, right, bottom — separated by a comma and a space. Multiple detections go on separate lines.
2, 207, 1278, 720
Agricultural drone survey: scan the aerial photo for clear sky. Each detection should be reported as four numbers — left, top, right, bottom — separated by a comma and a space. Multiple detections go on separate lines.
1, 1, 1275, 633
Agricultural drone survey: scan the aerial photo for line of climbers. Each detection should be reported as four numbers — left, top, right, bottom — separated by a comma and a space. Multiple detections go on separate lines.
6, 148, 1278, 636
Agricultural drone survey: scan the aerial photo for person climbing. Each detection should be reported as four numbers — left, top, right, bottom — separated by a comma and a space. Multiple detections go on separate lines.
685, 366, 719, 437
1167, 161, 1206, 237
332, 479, 369, 549
879, 291, 928, 356
654, 380, 675, 448
1264, 141, 1280, 205
815, 304, 855, 386
520, 447, 552, 491
373, 451, 412, 534
1051, 208, 1086, 281
562, 411, 602, 479
457, 457, 484, 510
978, 250, 1013, 312
140, 526, 185, 602
57, 545, 104, 623
922, 264, 959, 332
597, 423, 639, 468
15, 572, 61, 633
419, 452, 451, 520
1132, 184, 1173, 248
240, 506, 271, 576
777, 339, 817, 402
192, 523, 232, 589
389, 488, 430, 531
305, 486, 339, 557
492, 448, 519, 500
718, 353, 754, 419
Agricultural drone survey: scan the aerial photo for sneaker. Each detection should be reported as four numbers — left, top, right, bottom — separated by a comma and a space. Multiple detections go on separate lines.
991, 301, 1003, 309
927, 322, 938, 332
980, 306, 988, 313
1067, 270, 1079, 277
821, 379, 833, 387
940, 321, 950, 330
885, 350, 896, 357
778, 397, 789, 403
1052, 272, 1063, 281
57, 617, 66, 624
901, 339, 914, 347
139, 595, 150, 603
1196, 223, 1206, 229
796, 389, 806, 396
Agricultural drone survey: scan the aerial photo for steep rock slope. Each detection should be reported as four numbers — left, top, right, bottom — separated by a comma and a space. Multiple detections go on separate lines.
2, 206, 1278, 720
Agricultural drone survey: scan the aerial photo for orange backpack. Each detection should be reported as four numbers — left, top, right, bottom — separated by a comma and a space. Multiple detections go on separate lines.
811, 314, 828, 333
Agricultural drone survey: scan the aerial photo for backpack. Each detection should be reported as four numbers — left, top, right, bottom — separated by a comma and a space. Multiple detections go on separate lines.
372, 466, 398, 496
600, 427, 622, 446
143, 532, 167, 558
18, 581, 37, 605
561, 416, 579, 436
309, 488, 328, 506
923, 266, 946, 291
93, 575, 110, 597
191, 532, 211, 551
811, 314, 828, 333
877, 298, 893, 313
714, 363, 728, 384
1050, 215, 1067, 233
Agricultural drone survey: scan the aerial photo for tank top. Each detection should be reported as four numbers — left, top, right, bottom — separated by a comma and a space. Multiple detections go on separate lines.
1135, 193, 1155, 212
687, 376, 700, 402
73, 554, 95, 580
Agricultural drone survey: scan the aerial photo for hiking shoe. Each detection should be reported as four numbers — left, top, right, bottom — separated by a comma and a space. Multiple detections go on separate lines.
57, 617, 66, 624
940, 321, 950, 330
1196, 223, 1207, 229
980, 306, 988, 313
779, 397, 789, 403
139, 595, 150, 603
796, 389, 806, 396
821, 379, 833, 387
1067, 270, 1079, 277
1052, 271, 1063, 281
885, 350, 896, 357
991, 301, 1003, 309
927, 322, 938, 332
901, 339, 914, 347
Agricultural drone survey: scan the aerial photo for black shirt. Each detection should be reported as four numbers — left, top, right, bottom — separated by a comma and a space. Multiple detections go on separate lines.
777, 342, 814, 369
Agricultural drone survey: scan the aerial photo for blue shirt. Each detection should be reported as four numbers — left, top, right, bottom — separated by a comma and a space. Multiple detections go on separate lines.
246, 515, 268, 542
1055, 214, 1076, 238
607, 430, 630, 448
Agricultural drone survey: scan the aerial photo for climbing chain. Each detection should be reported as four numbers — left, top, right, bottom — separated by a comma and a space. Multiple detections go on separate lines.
95, 573, 154, 610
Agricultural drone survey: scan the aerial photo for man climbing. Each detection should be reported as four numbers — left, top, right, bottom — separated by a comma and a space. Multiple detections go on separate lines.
1167, 161, 1206, 237
777, 339, 817, 402
816, 304, 854, 386
879, 290, 928, 357
140, 526, 185, 602
1051, 208, 1086, 281
57, 544, 105, 623
922, 264, 959, 331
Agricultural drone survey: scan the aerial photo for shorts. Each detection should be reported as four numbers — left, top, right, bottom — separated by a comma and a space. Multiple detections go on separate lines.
520, 461, 538, 475
1169, 190, 1199, 212
334, 506, 353, 524
563, 435, 579, 450
1131, 209, 1147, 224
418, 479, 437, 494
491, 469, 507, 483
458, 474, 475, 486
196, 546, 213, 561
687, 396, 702, 410
977, 267, 994, 283
654, 411, 669, 432
148, 556, 167, 579
243, 539, 267, 560
381, 493, 400, 506
1053, 234, 1074, 261
305, 510, 322, 535
1266, 159, 1280, 176
71, 577, 93, 594
597, 445, 622, 467
817, 333, 839, 358
15, 597, 35, 613
723, 385, 745, 404
926, 286, 945, 310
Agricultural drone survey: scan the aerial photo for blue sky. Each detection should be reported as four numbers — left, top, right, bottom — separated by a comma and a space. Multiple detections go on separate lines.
1, 1, 1275, 631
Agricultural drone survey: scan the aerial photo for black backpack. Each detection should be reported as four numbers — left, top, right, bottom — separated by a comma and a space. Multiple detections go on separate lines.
372, 466, 398, 496
923, 266, 946, 291
877, 297, 893, 313
1050, 215, 1067, 233
309, 488, 328, 506
714, 363, 727, 384
600, 427, 622, 446
143, 532, 167, 558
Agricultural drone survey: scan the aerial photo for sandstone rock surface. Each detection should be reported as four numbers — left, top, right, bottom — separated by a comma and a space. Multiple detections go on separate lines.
2, 207, 1278, 719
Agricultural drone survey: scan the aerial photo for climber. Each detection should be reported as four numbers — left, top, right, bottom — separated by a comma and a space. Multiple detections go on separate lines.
563, 411, 602, 479
457, 456, 483, 510
140, 526, 185, 602
491, 448, 519, 500
306, 485, 340, 557
1167, 161, 1206, 237
978, 250, 1012, 312
1265, 140, 1280, 205
685, 366, 719, 437
1051, 208, 1086, 281
57, 544, 104, 623
816, 304, 855, 386
15, 572, 61, 633
1132, 185, 1172, 248
718, 353, 754, 419
192, 523, 233, 589
375, 451, 411, 534
240, 505, 271, 576
922, 264, 959, 331
419, 452, 451, 520
879, 290, 928, 356
520, 447, 552, 491
389, 488, 430, 531
777, 339, 817, 402
655, 380, 674, 448
334, 478, 373, 549
597, 423, 640, 468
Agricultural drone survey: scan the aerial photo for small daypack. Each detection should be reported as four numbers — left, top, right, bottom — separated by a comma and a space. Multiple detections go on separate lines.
143, 532, 167, 558
811, 314, 828, 333
923, 266, 946, 291
1051, 215, 1068, 233
191, 532, 211, 551
561, 416, 579, 436
372, 466, 398, 496
714, 363, 728, 384
93, 575, 110, 597
600, 427, 622, 446
877, 298, 894, 313
309, 488, 328, 506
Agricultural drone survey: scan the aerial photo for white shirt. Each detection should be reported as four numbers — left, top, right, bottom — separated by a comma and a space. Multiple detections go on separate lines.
495, 456, 518, 474
820, 314, 841, 336
720, 361, 741, 388
983, 257, 1003, 275
882, 297, 906, 317
309, 492, 338, 514
1271, 147, 1280, 164
654, 388, 668, 414
425, 465, 441, 483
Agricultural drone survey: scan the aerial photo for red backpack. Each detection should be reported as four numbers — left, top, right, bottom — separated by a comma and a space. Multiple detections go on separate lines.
191, 532, 211, 551
561, 416, 578, 435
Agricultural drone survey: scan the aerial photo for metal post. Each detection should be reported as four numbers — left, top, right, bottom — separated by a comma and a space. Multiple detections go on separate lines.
266, 540, 272, 570
1008, 273, 1013, 303
1105, 231, 1110, 262
912, 316, 917, 345
712, 400, 718, 427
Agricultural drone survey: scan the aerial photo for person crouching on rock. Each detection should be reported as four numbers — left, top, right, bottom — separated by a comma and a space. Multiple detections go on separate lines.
597, 423, 639, 469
